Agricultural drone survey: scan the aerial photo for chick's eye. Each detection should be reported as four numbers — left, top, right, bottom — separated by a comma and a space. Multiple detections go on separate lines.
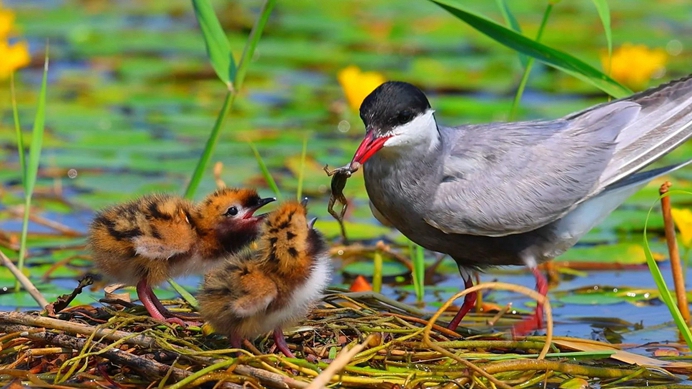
224, 206, 238, 216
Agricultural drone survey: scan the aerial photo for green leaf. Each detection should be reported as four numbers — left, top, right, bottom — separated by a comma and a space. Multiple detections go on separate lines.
184, 0, 276, 199
183, 90, 234, 199
168, 279, 199, 308
494, 0, 526, 67
556, 242, 652, 265
343, 260, 409, 278
25, 54, 49, 215
191, 0, 236, 87
430, 0, 631, 98
16, 48, 50, 290
591, 0, 612, 65
509, 3, 554, 120
10, 73, 26, 187
233, 0, 277, 92
372, 250, 383, 293
249, 142, 283, 201
409, 240, 425, 303
316, 220, 391, 240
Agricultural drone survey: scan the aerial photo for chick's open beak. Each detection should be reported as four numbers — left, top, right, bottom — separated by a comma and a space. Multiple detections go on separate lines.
245, 197, 276, 219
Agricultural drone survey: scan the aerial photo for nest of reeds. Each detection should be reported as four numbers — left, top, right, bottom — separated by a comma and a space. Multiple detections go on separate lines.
2, 286, 691, 389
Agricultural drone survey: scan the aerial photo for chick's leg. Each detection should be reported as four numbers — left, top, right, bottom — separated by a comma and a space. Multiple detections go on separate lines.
147, 283, 202, 324
149, 287, 172, 316
136, 280, 185, 326
273, 328, 295, 358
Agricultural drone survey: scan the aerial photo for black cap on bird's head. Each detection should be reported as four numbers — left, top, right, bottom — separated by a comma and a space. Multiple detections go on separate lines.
360, 82, 431, 131
352, 81, 433, 165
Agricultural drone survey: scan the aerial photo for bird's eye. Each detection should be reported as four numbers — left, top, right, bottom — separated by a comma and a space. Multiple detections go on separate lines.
397, 112, 414, 124
224, 206, 238, 216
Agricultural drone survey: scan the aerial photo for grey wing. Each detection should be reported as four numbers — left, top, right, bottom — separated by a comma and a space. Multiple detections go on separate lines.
425, 101, 641, 237
589, 75, 692, 188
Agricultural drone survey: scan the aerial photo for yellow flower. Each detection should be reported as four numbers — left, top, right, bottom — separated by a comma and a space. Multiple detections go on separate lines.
337, 65, 386, 110
671, 208, 692, 248
0, 39, 30, 79
602, 44, 667, 91
0, 8, 14, 38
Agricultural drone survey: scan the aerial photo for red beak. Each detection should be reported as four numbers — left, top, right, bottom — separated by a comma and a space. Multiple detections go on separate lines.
351, 130, 391, 165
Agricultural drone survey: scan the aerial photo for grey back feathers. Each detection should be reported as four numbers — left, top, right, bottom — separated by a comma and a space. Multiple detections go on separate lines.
429, 76, 692, 237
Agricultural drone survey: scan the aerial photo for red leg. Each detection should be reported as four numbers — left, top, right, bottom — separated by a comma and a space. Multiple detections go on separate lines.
148, 285, 202, 324
512, 267, 548, 336
149, 286, 174, 316
447, 274, 477, 331
273, 328, 295, 358
136, 280, 185, 326
230, 333, 243, 349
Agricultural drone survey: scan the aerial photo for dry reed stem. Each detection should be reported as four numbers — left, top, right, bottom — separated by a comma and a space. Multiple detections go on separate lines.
0, 323, 191, 382
422, 281, 553, 389
8, 205, 82, 237
0, 251, 48, 308
305, 335, 373, 389
0, 311, 157, 347
213, 161, 227, 189
659, 182, 690, 325
0, 319, 309, 389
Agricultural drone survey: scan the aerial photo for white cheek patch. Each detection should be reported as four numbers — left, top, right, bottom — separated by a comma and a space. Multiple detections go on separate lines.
383, 109, 437, 149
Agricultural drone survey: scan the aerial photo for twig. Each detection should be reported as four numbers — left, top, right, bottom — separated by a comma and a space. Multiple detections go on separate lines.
324, 291, 429, 317
424, 252, 448, 284
0, 250, 49, 308
422, 282, 553, 389
487, 303, 513, 326
382, 312, 462, 339
46, 276, 94, 315
0, 321, 300, 389
482, 359, 662, 379
305, 335, 373, 389
0, 228, 16, 249
234, 364, 309, 388
659, 182, 690, 325
0, 323, 190, 382
0, 311, 156, 348
8, 205, 83, 237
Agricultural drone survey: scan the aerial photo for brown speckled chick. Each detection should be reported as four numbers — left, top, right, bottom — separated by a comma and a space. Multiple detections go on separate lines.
198, 200, 331, 357
88, 189, 275, 325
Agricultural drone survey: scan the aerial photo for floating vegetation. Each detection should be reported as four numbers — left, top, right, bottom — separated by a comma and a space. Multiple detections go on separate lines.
1, 289, 692, 388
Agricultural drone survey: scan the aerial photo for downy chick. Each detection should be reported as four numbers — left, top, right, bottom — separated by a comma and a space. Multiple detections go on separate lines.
89, 189, 275, 324
198, 200, 331, 357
